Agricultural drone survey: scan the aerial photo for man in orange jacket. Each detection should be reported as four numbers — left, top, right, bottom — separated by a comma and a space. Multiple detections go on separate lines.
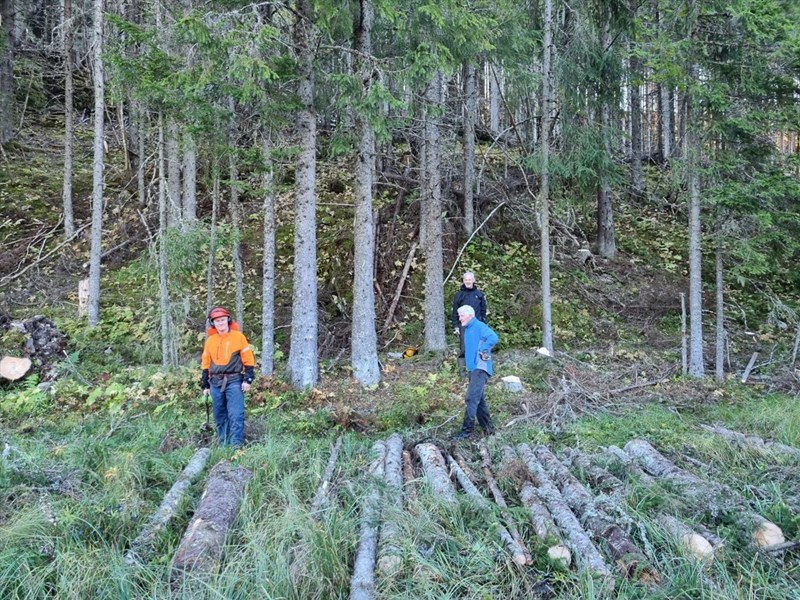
201, 306, 255, 448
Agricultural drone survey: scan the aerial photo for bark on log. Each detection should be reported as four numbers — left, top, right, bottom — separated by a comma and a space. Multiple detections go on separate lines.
446, 452, 528, 566
0, 356, 32, 381
310, 436, 344, 519
170, 461, 253, 583
533, 445, 659, 582
623, 439, 785, 549
699, 424, 800, 462
516, 444, 612, 579
350, 440, 387, 600
126, 447, 211, 565
378, 434, 403, 574
564, 448, 625, 497
477, 443, 532, 564
601, 446, 656, 486
414, 443, 456, 503
402, 449, 417, 502
656, 514, 714, 563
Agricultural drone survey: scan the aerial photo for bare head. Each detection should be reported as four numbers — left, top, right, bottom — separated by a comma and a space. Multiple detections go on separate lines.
462, 272, 475, 289
457, 305, 475, 326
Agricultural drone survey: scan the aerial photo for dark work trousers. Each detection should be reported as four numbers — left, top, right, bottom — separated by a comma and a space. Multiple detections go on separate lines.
461, 368, 494, 434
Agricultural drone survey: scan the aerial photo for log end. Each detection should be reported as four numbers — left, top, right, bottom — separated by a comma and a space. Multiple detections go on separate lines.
511, 552, 528, 567
682, 533, 715, 563
377, 555, 402, 575
0, 356, 33, 381
547, 544, 572, 568
753, 520, 785, 549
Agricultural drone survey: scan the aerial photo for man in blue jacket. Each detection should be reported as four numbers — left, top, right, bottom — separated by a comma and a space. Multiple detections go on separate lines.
453, 305, 497, 441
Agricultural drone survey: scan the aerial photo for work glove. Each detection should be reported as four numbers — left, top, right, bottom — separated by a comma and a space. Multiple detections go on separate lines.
478, 350, 490, 362
453, 327, 460, 336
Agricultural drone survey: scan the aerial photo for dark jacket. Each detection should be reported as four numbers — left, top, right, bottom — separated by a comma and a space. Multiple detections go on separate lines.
452, 285, 487, 327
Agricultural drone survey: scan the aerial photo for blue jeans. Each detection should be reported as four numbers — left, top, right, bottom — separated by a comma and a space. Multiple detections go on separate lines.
209, 379, 245, 447
461, 369, 493, 434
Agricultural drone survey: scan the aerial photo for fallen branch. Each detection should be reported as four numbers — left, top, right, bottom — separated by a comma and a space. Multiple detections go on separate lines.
170, 461, 253, 584
444, 201, 507, 285
349, 440, 387, 600
446, 452, 527, 566
758, 540, 800, 554
383, 241, 417, 331
310, 436, 344, 519
126, 447, 211, 565
477, 442, 532, 564
741, 351, 759, 383
516, 444, 612, 579
624, 439, 785, 549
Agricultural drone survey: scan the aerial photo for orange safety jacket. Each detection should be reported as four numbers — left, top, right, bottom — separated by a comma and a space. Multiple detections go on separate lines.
201, 323, 255, 388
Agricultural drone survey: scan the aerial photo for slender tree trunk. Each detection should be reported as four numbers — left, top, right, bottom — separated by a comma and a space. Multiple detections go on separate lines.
596, 21, 616, 259
287, 0, 319, 389
166, 117, 181, 228
206, 156, 220, 315
714, 213, 724, 384
135, 102, 147, 206
182, 132, 196, 228
539, 0, 554, 354
628, 19, 643, 199
351, 0, 380, 386
423, 70, 446, 352
489, 62, 500, 134
228, 114, 244, 329
62, 0, 75, 239
158, 112, 176, 366
87, 0, 105, 327
0, 0, 14, 146
463, 61, 476, 236
686, 83, 704, 378
260, 133, 276, 377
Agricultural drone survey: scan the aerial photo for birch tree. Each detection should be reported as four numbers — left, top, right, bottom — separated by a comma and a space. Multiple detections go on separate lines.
87, 0, 105, 327
351, 0, 380, 386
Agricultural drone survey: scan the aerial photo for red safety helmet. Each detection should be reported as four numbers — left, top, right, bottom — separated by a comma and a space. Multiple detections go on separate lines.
208, 306, 231, 322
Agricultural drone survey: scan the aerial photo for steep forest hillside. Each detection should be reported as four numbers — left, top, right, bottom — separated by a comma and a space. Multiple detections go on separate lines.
1, 0, 800, 598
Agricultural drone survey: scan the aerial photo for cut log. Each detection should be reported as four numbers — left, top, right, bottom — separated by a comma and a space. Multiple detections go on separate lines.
378, 434, 404, 575
170, 461, 253, 583
414, 443, 457, 503
477, 442, 532, 564
563, 448, 625, 497
656, 514, 714, 563
624, 439, 785, 549
349, 440, 387, 600
446, 452, 528, 566
516, 444, 612, 579
310, 436, 344, 519
126, 447, 211, 565
402, 449, 417, 502
0, 356, 32, 381
601, 446, 656, 486
699, 424, 800, 462
533, 445, 659, 583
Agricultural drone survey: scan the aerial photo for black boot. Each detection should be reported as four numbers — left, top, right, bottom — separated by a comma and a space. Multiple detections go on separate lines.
452, 430, 471, 441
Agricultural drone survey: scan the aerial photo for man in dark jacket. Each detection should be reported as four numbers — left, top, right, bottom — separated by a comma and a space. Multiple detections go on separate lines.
451, 271, 487, 377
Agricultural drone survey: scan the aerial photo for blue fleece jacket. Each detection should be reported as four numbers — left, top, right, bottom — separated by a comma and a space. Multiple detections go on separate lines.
463, 317, 498, 376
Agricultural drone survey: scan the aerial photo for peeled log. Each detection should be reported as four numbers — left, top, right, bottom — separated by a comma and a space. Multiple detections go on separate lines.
446, 452, 528, 566
171, 461, 253, 582
126, 447, 211, 565
700, 424, 800, 462
624, 439, 785, 549
657, 514, 714, 563
534, 445, 659, 583
414, 443, 456, 503
516, 444, 612, 579
0, 356, 32, 381
350, 440, 387, 600
378, 434, 404, 575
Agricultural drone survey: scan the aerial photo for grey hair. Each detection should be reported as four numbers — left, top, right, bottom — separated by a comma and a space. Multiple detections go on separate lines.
462, 271, 475, 280
457, 305, 475, 317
